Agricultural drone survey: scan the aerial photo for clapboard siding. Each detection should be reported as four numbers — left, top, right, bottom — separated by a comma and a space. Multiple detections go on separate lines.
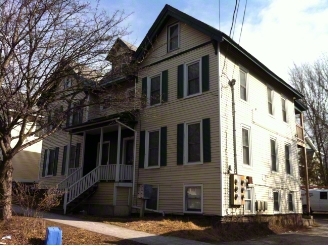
219, 54, 302, 215
86, 182, 114, 205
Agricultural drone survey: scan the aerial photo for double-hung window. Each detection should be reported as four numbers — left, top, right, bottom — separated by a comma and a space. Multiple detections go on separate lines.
244, 188, 253, 213
281, 98, 287, 122
168, 23, 179, 52
270, 139, 277, 171
63, 78, 72, 89
268, 88, 273, 115
273, 191, 280, 212
72, 102, 83, 125
288, 193, 294, 211
42, 147, 59, 177
149, 75, 161, 106
187, 122, 202, 163
240, 69, 247, 101
146, 130, 160, 168
242, 128, 250, 165
184, 185, 203, 213
285, 144, 291, 174
186, 61, 201, 96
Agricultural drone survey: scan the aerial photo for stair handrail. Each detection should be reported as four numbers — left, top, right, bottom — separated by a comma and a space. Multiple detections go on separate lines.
63, 166, 100, 214
57, 167, 83, 190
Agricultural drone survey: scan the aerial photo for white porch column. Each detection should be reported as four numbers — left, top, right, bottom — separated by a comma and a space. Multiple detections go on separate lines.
98, 127, 104, 166
132, 131, 137, 206
65, 133, 72, 176
115, 124, 121, 182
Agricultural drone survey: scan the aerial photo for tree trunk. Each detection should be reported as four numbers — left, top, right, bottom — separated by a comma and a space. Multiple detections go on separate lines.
0, 158, 13, 221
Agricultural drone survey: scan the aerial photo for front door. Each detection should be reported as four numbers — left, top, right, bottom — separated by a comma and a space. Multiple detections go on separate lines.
123, 139, 134, 165
97, 141, 110, 165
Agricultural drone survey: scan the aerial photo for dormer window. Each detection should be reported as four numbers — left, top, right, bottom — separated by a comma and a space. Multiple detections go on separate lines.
168, 23, 179, 52
64, 78, 72, 89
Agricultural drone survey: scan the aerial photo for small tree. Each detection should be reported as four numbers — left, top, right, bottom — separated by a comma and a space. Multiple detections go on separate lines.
290, 56, 328, 186
0, 0, 135, 220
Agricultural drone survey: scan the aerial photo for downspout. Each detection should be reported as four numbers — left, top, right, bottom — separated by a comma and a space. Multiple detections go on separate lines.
228, 79, 237, 174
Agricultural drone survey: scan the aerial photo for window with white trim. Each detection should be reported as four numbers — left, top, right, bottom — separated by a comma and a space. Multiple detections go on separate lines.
285, 144, 291, 174
273, 191, 280, 212
46, 149, 55, 176
184, 185, 203, 213
63, 78, 72, 89
186, 122, 202, 164
185, 60, 201, 96
148, 75, 161, 106
242, 128, 250, 165
288, 193, 294, 211
240, 69, 247, 101
244, 188, 253, 213
167, 23, 179, 52
281, 98, 287, 122
267, 88, 273, 115
146, 186, 159, 210
145, 130, 160, 168
270, 139, 277, 171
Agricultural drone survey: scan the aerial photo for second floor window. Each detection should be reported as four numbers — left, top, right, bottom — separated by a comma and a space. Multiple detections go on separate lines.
64, 78, 72, 89
150, 75, 161, 105
147, 130, 160, 168
168, 23, 179, 52
240, 69, 247, 101
281, 98, 287, 122
285, 144, 291, 174
242, 128, 250, 165
187, 122, 201, 163
267, 88, 273, 115
270, 139, 277, 171
72, 103, 83, 125
187, 61, 200, 96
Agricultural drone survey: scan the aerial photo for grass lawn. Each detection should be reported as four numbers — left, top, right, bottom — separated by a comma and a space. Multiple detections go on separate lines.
0, 215, 143, 245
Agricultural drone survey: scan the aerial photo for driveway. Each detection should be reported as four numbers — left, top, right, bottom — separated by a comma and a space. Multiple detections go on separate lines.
225, 213, 328, 245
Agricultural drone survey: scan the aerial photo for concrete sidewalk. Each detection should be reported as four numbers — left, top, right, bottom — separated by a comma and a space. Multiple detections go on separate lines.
12, 205, 208, 245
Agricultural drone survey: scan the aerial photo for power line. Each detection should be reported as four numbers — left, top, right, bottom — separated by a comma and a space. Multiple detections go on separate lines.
238, 0, 248, 44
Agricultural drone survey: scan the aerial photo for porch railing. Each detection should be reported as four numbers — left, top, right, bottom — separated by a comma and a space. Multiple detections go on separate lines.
57, 167, 83, 190
296, 124, 304, 142
119, 165, 133, 181
99, 164, 116, 181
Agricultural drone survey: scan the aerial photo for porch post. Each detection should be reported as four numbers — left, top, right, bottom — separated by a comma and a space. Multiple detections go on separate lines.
82, 132, 86, 168
98, 127, 104, 166
65, 133, 72, 176
115, 124, 121, 182
132, 131, 137, 206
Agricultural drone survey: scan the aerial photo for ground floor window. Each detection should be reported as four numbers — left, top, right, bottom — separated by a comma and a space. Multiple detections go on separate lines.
145, 186, 159, 210
42, 147, 59, 177
288, 193, 294, 211
184, 185, 203, 213
244, 188, 253, 213
273, 191, 280, 212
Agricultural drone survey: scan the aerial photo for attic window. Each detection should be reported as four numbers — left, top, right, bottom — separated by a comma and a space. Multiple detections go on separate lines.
168, 23, 179, 52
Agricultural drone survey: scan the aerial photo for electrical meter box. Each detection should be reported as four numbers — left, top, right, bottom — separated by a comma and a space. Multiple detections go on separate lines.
230, 174, 247, 206
137, 184, 153, 199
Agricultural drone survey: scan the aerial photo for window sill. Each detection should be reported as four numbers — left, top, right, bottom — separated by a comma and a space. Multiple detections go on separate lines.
184, 210, 202, 214
144, 166, 160, 169
184, 162, 203, 166
168, 47, 180, 53
181, 92, 202, 100
242, 163, 252, 169
147, 103, 162, 109
44, 175, 54, 178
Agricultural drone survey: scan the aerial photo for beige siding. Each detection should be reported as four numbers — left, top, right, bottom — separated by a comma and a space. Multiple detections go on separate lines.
135, 41, 221, 215
86, 182, 114, 205
219, 53, 302, 215
116, 187, 130, 206
141, 17, 211, 67
39, 130, 83, 187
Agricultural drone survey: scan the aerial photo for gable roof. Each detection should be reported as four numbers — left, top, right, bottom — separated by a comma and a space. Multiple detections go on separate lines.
106, 38, 137, 62
135, 4, 303, 99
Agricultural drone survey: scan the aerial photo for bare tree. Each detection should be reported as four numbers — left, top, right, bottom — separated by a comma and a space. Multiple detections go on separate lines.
0, 0, 136, 221
290, 56, 328, 186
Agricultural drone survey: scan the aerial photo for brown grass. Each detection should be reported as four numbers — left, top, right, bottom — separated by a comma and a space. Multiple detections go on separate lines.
0, 216, 143, 245
71, 213, 308, 244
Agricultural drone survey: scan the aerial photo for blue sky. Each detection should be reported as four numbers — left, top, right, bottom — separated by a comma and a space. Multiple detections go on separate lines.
96, 0, 328, 83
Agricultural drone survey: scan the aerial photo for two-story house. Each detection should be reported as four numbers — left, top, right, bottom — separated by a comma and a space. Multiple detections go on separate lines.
38, 5, 307, 217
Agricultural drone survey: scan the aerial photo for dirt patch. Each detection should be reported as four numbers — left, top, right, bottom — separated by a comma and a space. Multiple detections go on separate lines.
72, 213, 308, 244
0, 216, 143, 245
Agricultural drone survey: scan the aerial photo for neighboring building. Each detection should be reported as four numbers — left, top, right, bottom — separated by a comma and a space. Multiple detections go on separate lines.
38, 5, 307, 217
0, 122, 42, 184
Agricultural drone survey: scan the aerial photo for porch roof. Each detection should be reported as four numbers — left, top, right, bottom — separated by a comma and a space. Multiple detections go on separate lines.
64, 111, 137, 134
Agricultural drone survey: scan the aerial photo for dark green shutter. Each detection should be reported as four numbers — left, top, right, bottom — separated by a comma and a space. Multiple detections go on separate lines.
177, 65, 184, 98
139, 131, 145, 168
177, 123, 184, 165
142, 77, 147, 96
53, 147, 59, 176
203, 118, 211, 162
202, 55, 210, 92
162, 70, 168, 102
61, 145, 67, 175
75, 143, 81, 168
66, 103, 71, 127
42, 149, 48, 177
160, 127, 167, 166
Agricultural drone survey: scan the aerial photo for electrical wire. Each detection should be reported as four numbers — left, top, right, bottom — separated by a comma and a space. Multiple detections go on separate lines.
238, 0, 248, 44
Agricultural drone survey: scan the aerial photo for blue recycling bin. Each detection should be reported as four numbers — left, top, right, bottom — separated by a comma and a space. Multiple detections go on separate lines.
45, 227, 62, 245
